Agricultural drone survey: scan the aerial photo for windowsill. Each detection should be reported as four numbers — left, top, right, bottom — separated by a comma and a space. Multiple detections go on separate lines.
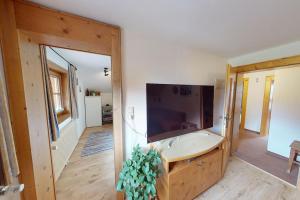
56, 109, 65, 114
58, 112, 71, 130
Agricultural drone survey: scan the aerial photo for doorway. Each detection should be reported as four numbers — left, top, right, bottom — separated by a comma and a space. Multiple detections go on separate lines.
232, 69, 299, 186
42, 46, 115, 199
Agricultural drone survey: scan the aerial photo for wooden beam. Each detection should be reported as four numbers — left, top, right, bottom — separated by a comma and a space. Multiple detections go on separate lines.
232, 55, 300, 73
111, 28, 124, 200
14, 0, 117, 55
0, 0, 36, 199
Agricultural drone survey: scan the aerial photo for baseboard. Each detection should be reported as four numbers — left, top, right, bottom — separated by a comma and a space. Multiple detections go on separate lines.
266, 150, 289, 161
242, 128, 260, 134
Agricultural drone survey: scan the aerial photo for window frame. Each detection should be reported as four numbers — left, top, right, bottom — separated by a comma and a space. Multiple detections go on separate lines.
50, 70, 64, 114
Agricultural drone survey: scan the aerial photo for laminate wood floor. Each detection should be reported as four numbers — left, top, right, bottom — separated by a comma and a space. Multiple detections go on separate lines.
196, 157, 300, 200
55, 125, 116, 200
55, 126, 300, 200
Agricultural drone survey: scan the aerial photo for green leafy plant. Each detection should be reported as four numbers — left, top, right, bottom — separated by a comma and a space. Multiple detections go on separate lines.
116, 145, 161, 200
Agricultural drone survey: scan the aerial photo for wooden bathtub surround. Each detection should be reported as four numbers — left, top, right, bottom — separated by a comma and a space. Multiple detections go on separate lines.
153, 130, 224, 200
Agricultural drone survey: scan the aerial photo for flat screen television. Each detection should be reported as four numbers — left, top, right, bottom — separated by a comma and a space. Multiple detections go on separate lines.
146, 83, 214, 143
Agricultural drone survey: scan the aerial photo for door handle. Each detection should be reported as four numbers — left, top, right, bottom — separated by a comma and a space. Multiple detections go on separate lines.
0, 184, 24, 195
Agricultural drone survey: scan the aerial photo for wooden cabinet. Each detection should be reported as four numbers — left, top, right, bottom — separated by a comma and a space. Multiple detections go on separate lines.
85, 96, 102, 127
157, 148, 223, 200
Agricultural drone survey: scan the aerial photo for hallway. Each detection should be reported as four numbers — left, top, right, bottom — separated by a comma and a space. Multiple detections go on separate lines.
235, 129, 299, 186
55, 125, 116, 200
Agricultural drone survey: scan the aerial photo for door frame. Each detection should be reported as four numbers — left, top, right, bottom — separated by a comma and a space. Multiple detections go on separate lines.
222, 64, 237, 175
1, 0, 123, 199
260, 75, 275, 136
240, 78, 249, 130
225, 55, 300, 189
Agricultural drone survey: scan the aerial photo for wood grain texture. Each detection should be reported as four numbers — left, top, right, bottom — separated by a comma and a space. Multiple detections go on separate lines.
8, 1, 123, 199
240, 78, 249, 130
14, 0, 114, 55
157, 147, 223, 200
168, 149, 222, 200
111, 27, 124, 200
230, 74, 244, 154
55, 125, 116, 200
260, 75, 274, 136
222, 64, 237, 176
0, 0, 33, 199
18, 32, 56, 200
232, 55, 300, 73
196, 157, 300, 200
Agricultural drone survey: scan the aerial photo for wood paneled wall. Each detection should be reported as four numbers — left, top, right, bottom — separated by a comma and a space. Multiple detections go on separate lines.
14, 0, 116, 55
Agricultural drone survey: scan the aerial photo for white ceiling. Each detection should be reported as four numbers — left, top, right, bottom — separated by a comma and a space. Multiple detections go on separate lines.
51, 47, 112, 92
31, 0, 300, 57
52, 47, 111, 70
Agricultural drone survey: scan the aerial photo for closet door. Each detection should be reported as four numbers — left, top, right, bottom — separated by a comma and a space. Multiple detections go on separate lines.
85, 96, 102, 127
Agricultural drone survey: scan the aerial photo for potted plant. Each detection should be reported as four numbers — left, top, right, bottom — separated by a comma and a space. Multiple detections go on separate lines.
116, 145, 161, 200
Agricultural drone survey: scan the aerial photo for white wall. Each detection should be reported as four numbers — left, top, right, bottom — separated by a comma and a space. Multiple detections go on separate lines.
122, 31, 227, 158
101, 92, 113, 106
243, 71, 274, 132
78, 67, 112, 93
267, 66, 300, 158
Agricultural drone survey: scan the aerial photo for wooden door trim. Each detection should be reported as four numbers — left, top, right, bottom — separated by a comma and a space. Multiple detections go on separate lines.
240, 78, 249, 130
1, 0, 124, 199
260, 75, 275, 136
222, 64, 237, 176
231, 55, 300, 73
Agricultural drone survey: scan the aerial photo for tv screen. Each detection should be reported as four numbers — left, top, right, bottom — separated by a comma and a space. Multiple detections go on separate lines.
146, 83, 214, 143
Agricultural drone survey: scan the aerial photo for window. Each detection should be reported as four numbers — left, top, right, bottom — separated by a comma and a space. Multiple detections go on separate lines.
48, 61, 71, 124
50, 74, 63, 113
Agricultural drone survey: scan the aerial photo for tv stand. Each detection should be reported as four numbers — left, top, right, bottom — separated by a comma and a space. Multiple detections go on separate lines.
153, 130, 225, 200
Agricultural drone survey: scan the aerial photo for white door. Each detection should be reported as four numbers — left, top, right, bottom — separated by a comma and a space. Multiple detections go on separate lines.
85, 96, 102, 127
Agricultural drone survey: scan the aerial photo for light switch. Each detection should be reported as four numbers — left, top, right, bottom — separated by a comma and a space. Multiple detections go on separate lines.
128, 106, 134, 120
